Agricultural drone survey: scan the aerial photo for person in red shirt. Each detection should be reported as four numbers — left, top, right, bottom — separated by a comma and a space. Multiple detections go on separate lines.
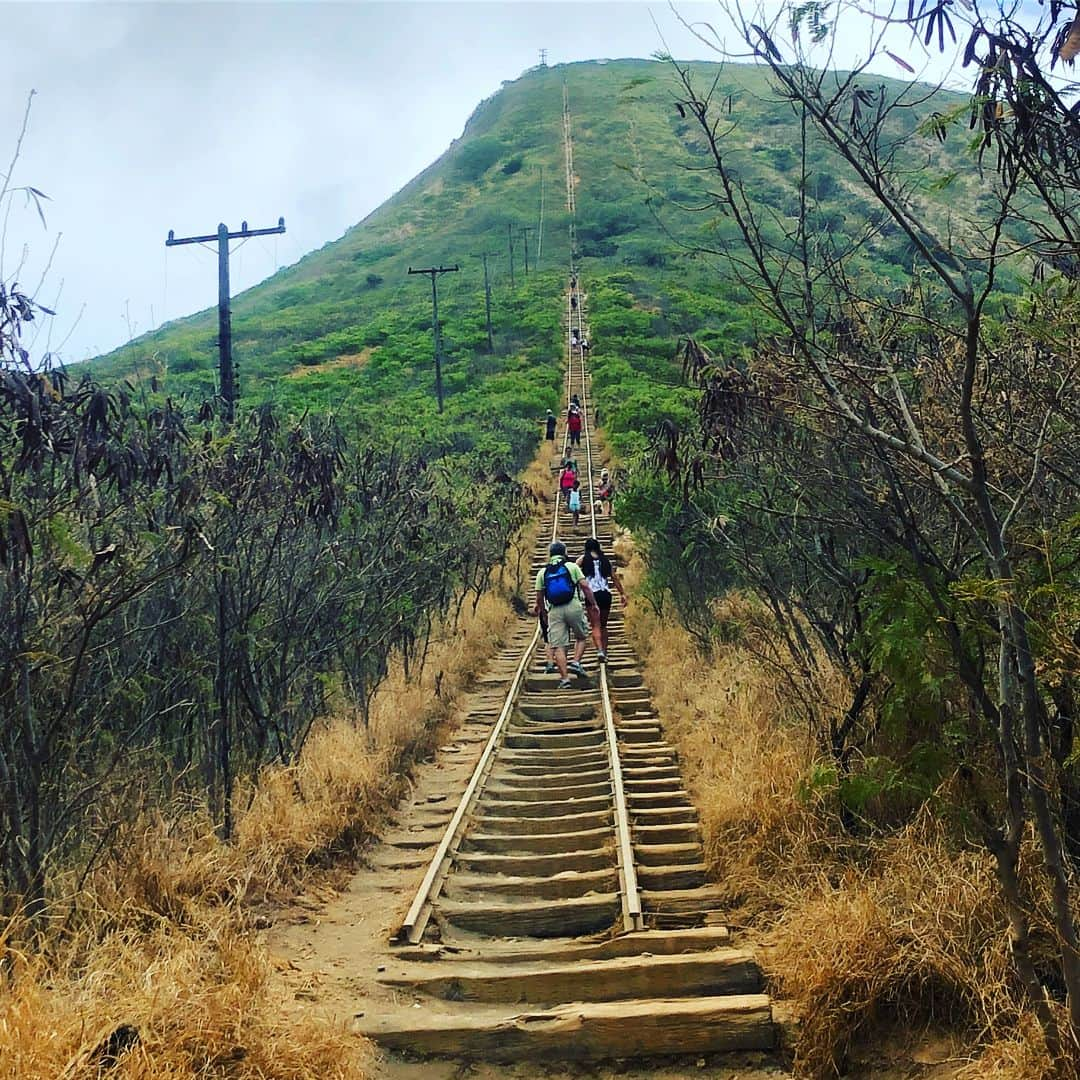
559, 462, 577, 506
567, 405, 582, 446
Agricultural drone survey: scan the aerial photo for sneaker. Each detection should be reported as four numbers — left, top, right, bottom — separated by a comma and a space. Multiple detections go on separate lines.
558, 679, 573, 690
597, 650, 607, 664
568, 660, 587, 677
544, 662, 557, 674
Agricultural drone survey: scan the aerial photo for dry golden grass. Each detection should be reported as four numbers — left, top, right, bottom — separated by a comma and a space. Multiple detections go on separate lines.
0, 452, 547, 1078
620, 552, 1060, 1078
284, 347, 377, 380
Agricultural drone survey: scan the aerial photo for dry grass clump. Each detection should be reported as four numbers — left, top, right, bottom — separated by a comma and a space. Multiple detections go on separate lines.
620, 551, 1059, 1077
767, 817, 1017, 1076
957, 1013, 1074, 1080
1, 914, 370, 1078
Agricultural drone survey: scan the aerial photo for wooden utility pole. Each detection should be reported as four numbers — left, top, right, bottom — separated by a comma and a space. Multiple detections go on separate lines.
519, 226, 535, 276
474, 252, 498, 352
166, 218, 285, 423
507, 223, 515, 289
408, 264, 459, 412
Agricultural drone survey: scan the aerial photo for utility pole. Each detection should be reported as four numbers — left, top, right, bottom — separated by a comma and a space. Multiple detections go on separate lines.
474, 252, 498, 353
166, 217, 285, 423
507, 223, 515, 289
519, 226, 535, 276
407, 264, 459, 412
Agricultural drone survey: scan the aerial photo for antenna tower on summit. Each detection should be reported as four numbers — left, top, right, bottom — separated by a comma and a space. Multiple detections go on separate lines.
539, 48, 548, 67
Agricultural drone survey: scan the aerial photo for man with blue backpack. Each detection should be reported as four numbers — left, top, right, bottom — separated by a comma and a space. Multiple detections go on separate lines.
534, 541, 600, 689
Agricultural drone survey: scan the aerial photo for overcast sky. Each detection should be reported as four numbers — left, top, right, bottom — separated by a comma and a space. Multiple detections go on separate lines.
1, 1, 965, 363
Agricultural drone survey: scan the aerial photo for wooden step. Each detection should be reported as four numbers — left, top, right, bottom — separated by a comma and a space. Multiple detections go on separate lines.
633, 822, 701, 844
393, 926, 733, 965
359, 994, 775, 1060
637, 863, 708, 890
460, 826, 612, 855
643, 886, 728, 914
454, 849, 612, 876
485, 781, 611, 803
436, 893, 620, 937
633, 842, 702, 866
443, 866, 619, 902
379, 948, 761, 1004
504, 730, 604, 751
472, 808, 611, 836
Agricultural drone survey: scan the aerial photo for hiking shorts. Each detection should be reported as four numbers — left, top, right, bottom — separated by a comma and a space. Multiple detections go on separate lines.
547, 600, 590, 649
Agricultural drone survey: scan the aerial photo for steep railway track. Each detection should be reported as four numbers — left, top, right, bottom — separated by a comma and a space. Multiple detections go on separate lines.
357, 282, 776, 1062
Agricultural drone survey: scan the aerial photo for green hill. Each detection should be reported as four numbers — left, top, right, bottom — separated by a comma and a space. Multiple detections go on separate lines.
93, 58, 984, 468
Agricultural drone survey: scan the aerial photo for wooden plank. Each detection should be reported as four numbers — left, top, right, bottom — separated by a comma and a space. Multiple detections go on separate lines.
391, 926, 734, 965
485, 781, 611, 803
378, 949, 762, 1004
636, 863, 708, 890
358, 994, 775, 1061
453, 848, 613, 876
437, 893, 620, 937
460, 826, 613, 855
472, 808, 612, 836
504, 730, 605, 750
633, 842, 701, 866
443, 866, 619, 902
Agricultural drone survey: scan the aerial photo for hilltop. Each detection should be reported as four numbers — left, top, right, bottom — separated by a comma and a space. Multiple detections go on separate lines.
92, 57, 982, 453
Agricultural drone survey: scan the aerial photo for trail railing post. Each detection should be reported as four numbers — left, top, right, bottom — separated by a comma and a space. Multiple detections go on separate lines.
166, 216, 286, 423
408, 264, 460, 412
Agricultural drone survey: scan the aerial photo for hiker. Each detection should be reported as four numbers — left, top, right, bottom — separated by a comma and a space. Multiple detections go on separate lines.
581, 335, 590, 353
571, 393, 581, 408
570, 327, 580, 348
597, 468, 614, 517
544, 409, 557, 441
567, 405, 582, 447
535, 541, 600, 688
571, 294, 578, 310
559, 462, 577, 505
579, 537, 626, 662
569, 479, 582, 526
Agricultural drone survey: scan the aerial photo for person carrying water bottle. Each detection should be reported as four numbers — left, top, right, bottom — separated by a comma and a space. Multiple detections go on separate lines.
534, 541, 599, 689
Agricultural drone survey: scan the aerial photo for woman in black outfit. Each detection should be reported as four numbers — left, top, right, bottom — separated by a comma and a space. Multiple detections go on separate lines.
578, 536, 627, 662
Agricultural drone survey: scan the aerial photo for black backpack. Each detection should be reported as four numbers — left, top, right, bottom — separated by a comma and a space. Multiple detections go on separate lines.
542, 559, 576, 606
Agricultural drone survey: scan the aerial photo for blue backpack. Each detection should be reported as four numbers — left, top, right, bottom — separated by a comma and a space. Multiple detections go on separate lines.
543, 560, 576, 606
